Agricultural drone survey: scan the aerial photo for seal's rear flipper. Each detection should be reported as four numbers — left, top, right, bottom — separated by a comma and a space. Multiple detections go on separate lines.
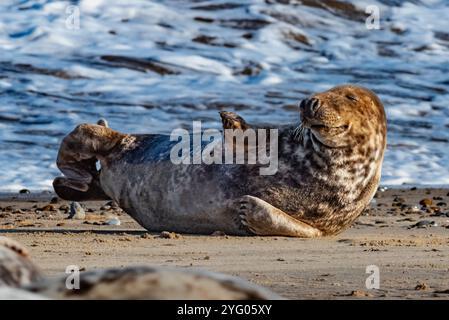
54, 123, 127, 201
236, 195, 322, 238
53, 177, 110, 201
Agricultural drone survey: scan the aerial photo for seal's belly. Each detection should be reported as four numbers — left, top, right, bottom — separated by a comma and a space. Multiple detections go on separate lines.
100, 161, 246, 234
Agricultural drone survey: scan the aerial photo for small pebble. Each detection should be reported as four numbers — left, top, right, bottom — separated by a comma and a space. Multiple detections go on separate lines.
41, 204, 56, 212
348, 290, 372, 297
419, 198, 432, 207
100, 205, 111, 211
393, 197, 405, 203
140, 233, 153, 239
105, 217, 121, 226
412, 220, 437, 228
69, 202, 85, 220
159, 231, 181, 239
105, 201, 119, 209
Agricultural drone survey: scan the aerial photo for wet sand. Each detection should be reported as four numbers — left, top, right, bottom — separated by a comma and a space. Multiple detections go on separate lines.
1, 188, 449, 299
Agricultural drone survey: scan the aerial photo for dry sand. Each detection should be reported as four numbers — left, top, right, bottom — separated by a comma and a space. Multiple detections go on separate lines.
1, 187, 448, 299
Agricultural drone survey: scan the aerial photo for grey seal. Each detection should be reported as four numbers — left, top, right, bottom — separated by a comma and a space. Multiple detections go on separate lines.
53, 84, 386, 237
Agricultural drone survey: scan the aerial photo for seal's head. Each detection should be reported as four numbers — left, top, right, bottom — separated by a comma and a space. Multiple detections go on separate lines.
299, 85, 386, 149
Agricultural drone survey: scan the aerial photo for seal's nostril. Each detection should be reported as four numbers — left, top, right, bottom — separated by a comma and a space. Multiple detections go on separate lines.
310, 98, 320, 113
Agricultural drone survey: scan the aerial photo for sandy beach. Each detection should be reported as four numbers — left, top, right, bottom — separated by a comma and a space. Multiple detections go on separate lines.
1, 187, 448, 299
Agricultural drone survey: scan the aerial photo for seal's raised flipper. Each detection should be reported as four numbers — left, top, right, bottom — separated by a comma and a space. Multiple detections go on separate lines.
219, 111, 250, 130
53, 123, 127, 201
237, 196, 322, 238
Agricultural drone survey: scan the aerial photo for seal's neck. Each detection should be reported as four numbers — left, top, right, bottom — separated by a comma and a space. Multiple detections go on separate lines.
292, 126, 385, 202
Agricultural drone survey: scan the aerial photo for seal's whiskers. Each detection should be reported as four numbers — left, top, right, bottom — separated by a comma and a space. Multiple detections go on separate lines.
292, 124, 305, 144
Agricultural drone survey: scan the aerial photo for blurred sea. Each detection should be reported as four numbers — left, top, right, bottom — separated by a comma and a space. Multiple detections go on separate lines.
0, 0, 449, 191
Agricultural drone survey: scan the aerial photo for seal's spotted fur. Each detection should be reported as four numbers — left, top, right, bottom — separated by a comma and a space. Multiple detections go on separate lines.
53, 85, 386, 237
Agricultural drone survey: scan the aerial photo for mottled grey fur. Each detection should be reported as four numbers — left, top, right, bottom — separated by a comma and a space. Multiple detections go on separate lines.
54, 85, 387, 237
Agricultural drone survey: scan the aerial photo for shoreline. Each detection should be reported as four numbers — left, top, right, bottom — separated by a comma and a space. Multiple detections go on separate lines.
3, 184, 449, 197
1, 187, 449, 299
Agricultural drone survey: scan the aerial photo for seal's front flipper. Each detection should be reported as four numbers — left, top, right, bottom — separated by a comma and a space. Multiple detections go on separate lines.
219, 111, 250, 130
237, 195, 322, 238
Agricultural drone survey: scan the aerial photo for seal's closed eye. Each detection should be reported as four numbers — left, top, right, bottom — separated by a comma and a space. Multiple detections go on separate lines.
346, 94, 358, 102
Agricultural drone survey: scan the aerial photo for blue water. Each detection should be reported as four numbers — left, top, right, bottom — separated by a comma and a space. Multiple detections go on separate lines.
0, 0, 449, 190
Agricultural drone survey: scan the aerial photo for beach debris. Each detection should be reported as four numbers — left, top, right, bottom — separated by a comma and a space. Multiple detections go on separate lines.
58, 204, 69, 212
100, 204, 111, 211
41, 204, 56, 212
105, 201, 119, 209
410, 220, 438, 228
159, 231, 181, 239
69, 202, 85, 220
415, 282, 428, 290
105, 217, 121, 226
347, 290, 373, 297
276, 258, 285, 262
419, 198, 432, 207
19, 189, 30, 194
393, 196, 405, 203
